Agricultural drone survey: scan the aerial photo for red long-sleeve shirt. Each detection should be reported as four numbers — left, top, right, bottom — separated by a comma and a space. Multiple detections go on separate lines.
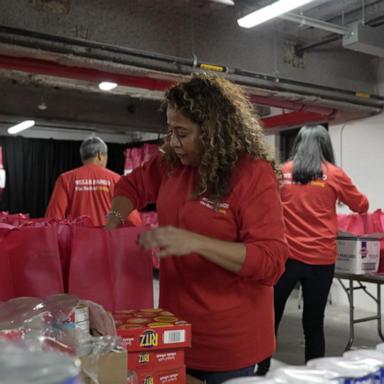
46, 164, 141, 227
115, 154, 288, 370
281, 161, 369, 265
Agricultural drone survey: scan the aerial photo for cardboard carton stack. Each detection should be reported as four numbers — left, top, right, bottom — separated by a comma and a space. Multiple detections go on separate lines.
336, 232, 382, 274
113, 309, 191, 384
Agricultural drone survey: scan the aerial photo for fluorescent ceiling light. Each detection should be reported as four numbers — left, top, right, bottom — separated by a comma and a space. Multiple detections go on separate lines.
98, 81, 118, 91
210, 0, 235, 5
8, 120, 35, 135
237, 0, 316, 28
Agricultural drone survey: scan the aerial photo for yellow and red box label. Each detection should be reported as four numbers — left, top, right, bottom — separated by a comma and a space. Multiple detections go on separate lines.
113, 309, 191, 352
136, 366, 186, 384
128, 349, 185, 371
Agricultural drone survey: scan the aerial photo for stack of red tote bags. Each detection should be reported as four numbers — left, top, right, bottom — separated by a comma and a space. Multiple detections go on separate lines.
0, 213, 153, 311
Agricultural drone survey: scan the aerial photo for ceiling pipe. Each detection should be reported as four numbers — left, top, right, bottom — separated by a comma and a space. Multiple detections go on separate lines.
0, 54, 175, 91
279, 12, 350, 35
232, 68, 383, 110
0, 53, 338, 129
0, 52, 380, 133
0, 53, 369, 122
248, 94, 335, 115
0, 25, 382, 112
261, 111, 329, 129
0, 25, 194, 67
297, 14, 384, 53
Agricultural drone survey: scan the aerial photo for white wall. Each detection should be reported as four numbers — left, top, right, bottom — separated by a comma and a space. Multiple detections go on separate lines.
379, 59, 384, 95
330, 113, 384, 213
264, 133, 277, 159
329, 112, 384, 313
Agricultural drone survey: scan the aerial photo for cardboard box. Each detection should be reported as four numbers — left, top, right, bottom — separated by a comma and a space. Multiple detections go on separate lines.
128, 349, 185, 371
136, 366, 186, 384
113, 309, 191, 352
336, 232, 382, 274
81, 349, 127, 384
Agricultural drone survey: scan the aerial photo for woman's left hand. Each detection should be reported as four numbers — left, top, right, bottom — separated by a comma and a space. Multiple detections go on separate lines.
138, 226, 201, 258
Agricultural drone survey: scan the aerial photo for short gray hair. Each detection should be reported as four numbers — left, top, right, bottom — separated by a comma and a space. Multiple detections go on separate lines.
80, 136, 108, 161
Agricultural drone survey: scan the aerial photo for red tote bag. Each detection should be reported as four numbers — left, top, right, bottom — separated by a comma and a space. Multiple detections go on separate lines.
0, 225, 14, 301
377, 212, 384, 273
1, 226, 64, 299
337, 210, 384, 235
337, 213, 366, 235
68, 226, 153, 311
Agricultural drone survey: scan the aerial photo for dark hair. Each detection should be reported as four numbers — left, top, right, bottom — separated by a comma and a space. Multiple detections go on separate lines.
162, 73, 279, 202
291, 125, 335, 184
80, 136, 108, 161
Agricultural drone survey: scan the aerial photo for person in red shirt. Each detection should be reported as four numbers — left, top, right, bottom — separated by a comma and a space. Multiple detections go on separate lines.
106, 74, 288, 384
46, 136, 141, 227
256, 125, 369, 375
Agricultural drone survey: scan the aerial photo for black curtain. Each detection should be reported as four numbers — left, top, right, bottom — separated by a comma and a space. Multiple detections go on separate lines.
279, 128, 300, 163
0, 136, 155, 218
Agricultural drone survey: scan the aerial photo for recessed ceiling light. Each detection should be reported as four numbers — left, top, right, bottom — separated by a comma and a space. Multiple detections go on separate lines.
8, 120, 35, 135
210, 0, 235, 5
38, 101, 47, 110
98, 81, 118, 91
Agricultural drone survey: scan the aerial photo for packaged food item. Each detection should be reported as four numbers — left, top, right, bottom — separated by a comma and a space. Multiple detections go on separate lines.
336, 234, 381, 274
136, 366, 186, 384
223, 377, 277, 384
377, 344, 384, 354
128, 349, 185, 371
113, 309, 191, 352
344, 349, 384, 383
44, 294, 91, 344
114, 309, 189, 384
268, 366, 340, 383
308, 356, 377, 383
0, 340, 81, 384
62, 303, 90, 342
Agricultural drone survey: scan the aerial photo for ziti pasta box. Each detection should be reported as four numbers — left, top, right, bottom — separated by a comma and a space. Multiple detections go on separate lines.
136, 366, 186, 384
128, 349, 185, 371
113, 309, 191, 352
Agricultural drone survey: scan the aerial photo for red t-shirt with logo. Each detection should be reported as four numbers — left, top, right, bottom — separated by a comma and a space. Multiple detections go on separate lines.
46, 164, 142, 227
281, 161, 369, 265
114, 154, 288, 371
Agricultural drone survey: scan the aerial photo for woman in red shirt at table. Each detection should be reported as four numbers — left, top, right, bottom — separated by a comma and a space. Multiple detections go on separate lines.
256, 125, 369, 375
106, 74, 288, 384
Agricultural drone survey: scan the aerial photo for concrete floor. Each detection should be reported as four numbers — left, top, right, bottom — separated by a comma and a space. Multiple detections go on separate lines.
153, 276, 383, 370
273, 288, 383, 366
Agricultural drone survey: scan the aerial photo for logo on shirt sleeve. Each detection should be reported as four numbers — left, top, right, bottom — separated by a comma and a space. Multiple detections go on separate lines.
199, 198, 229, 214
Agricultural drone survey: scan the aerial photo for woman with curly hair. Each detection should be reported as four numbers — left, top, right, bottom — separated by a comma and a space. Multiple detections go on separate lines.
106, 74, 288, 384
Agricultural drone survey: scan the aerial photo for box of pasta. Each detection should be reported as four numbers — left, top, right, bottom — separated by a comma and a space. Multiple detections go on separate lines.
128, 349, 185, 371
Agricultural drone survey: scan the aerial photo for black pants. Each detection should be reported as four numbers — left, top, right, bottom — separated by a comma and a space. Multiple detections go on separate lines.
187, 365, 255, 384
256, 259, 335, 375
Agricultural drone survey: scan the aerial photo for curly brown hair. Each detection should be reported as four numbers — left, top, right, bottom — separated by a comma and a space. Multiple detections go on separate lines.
162, 73, 280, 203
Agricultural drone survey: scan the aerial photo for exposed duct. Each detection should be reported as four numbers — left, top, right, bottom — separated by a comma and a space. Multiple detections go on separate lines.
343, 22, 384, 58
0, 25, 382, 110
0, 26, 383, 130
279, 13, 384, 58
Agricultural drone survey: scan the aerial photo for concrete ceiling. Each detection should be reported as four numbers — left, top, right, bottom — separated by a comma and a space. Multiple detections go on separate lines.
0, 0, 383, 139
